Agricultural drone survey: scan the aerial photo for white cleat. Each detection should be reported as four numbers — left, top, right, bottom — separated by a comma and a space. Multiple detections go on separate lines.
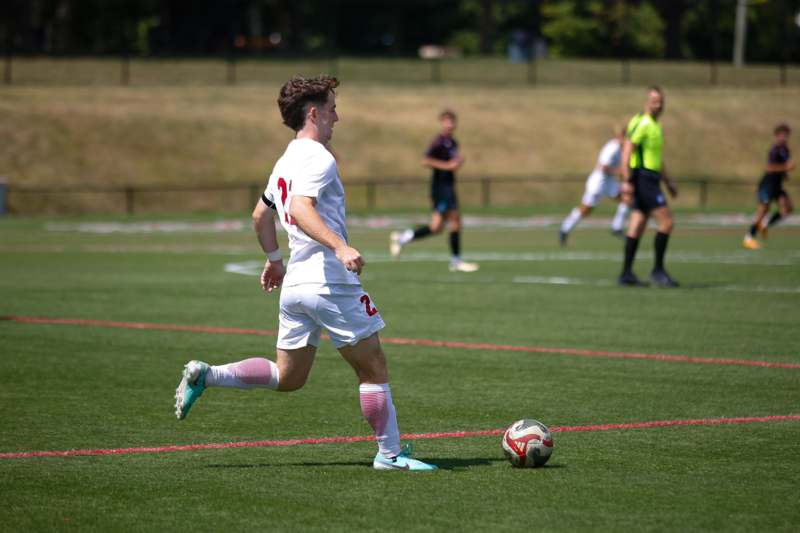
449, 260, 479, 273
389, 231, 403, 259
373, 444, 437, 471
174, 360, 209, 420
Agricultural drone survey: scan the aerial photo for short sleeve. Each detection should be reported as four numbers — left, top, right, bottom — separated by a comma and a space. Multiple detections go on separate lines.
625, 115, 640, 138
598, 141, 618, 166
628, 118, 648, 146
769, 146, 788, 164
261, 187, 276, 209
425, 137, 441, 158
291, 150, 336, 198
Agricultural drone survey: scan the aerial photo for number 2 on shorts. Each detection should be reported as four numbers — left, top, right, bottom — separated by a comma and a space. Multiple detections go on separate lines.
360, 295, 378, 317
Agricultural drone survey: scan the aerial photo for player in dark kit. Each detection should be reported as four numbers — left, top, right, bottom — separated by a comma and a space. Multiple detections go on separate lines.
390, 109, 479, 272
743, 123, 795, 250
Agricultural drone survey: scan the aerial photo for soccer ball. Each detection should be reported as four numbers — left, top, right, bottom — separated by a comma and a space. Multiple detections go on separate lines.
501, 419, 554, 468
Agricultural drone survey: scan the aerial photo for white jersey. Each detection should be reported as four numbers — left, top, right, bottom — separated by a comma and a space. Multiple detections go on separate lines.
588, 139, 622, 183
264, 138, 360, 287
582, 138, 622, 207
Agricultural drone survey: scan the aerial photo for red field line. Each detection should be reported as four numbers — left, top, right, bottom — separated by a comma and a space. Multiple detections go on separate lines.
2, 315, 799, 369
1, 415, 798, 460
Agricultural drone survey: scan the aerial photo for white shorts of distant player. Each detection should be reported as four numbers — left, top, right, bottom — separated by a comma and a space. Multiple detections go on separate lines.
581, 171, 621, 208
277, 284, 386, 350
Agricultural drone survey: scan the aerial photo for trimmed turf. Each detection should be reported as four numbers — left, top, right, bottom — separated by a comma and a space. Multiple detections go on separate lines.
1, 212, 799, 531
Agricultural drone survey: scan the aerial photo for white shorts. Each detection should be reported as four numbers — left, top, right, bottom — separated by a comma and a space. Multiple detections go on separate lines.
277, 284, 386, 350
581, 174, 621, 208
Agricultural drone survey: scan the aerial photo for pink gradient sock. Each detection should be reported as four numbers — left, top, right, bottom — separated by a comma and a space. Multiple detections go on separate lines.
206, 358, 280, 390
359, 383, 401, 458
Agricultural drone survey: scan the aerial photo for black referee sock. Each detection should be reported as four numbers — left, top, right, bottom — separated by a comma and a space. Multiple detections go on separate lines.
654, 231, 670, 272
748, 223, 759, 237
623, 236, 640, 274
767, 211, 783, 227
449, 231, 461, 257
412, 226, 432, 240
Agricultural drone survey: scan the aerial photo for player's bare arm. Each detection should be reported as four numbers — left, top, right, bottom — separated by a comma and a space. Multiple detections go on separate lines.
252, 199, 285, 293
290, 195, 365, 275
602, 164, 622, 177
620, 139, 635, 195
766, 159, 795, 173
422, 155, 464, 172
662, 163, 678, 198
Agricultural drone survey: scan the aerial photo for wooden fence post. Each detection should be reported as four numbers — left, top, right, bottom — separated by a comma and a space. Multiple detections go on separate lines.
0, 176, 8, 215
124, 187, 135, 214
328, 56, 339, 77
430, 59, 441, 83
249, 184, 260, 208
621, 58, 630, 84
227, 56, 237, 85
526, 58, 537, 85
366, 182, 376, 209
698, 180, 708, 208
481, 178, 491, 207
120, 55, 130, 86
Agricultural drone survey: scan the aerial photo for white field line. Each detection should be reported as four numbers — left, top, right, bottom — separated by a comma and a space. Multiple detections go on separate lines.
512, 275, 800, 295
363, 251, 799, 266
44, 213, 800, 234
224, 261, 800, 295
3, 245, 797, 267
225, 250, 800, 270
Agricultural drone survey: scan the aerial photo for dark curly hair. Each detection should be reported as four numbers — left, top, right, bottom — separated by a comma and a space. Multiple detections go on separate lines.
774, 123, 791, 135
278, 75, 340, 131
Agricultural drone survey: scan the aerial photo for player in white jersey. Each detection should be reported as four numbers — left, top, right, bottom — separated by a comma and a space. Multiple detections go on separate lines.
559, 127, 631, 246
174, 75, 436, 471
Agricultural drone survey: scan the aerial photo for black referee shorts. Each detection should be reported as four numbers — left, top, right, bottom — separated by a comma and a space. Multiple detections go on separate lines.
631, 169, 667, 214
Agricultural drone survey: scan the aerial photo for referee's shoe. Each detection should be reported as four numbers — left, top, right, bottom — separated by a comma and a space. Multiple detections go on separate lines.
650, 269, 679, 288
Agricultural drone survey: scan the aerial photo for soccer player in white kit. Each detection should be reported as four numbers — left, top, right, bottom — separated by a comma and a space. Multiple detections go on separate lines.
559, 127, 630, 246
174, 75, 437, 471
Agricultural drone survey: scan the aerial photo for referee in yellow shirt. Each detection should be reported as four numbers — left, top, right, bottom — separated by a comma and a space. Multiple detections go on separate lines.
619, 86, 679, 287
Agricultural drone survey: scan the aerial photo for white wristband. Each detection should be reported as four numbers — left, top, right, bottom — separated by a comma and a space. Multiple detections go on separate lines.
266, 249, 283, 262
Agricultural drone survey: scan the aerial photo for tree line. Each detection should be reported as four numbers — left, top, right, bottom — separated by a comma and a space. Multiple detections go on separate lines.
2, 0, 799, 62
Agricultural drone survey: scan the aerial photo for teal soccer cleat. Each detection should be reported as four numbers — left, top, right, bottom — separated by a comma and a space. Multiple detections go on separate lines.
373, 444, 438, 471
174, 360, 209, 420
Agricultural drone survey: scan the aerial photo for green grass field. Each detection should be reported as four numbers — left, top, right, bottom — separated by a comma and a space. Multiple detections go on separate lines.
1, 208, 798, 531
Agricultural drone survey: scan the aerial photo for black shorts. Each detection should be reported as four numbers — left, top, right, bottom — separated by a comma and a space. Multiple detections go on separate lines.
631, 169, 667, 214
757, 178, 787, 204
431, 182, 458, 213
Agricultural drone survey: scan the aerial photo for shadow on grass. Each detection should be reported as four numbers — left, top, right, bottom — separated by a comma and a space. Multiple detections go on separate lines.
205, 457, 564, 471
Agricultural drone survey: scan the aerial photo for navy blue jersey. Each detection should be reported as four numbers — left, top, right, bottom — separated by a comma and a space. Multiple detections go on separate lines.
425, 134, 459, 185
761, 144, 791, 186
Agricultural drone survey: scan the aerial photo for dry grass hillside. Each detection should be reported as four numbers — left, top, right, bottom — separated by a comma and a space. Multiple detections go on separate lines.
1, 81, 798, 212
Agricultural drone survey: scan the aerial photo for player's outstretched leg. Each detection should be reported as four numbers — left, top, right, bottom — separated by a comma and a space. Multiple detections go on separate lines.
174, 360, 209, 420
175, 352, 310, 420
391, 212, 444, 259
610, 202, 630, 238
445, 210, 478, 272
649, 207, 679, 288
618, 210, 647, 286
559, 207, 583, 246
760, 193, 794, 242
340, 334, 437, 471
391, 227, 427, 258
744, 202, 768, 250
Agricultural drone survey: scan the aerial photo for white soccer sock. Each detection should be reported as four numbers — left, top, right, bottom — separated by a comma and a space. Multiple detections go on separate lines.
612, 203, 630, 232
206, 358, 280, 390
359, 383, 402, 458
561, 207, 582, 234
397, 229, 414, 245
